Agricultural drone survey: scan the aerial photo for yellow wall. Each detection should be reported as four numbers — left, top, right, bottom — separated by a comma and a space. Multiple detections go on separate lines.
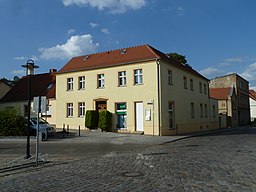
56, 61, 160, 135
159, 61, 219, 135
56, 60, 219, 135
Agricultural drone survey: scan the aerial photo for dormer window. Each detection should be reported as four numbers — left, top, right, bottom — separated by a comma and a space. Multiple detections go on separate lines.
47, 83, 53, 90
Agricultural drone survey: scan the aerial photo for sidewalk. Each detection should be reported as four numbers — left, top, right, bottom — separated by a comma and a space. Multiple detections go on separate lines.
0, 126, 242, 145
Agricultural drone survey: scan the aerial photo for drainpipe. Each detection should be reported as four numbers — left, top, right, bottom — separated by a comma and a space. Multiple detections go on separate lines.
156, 59, 162, 136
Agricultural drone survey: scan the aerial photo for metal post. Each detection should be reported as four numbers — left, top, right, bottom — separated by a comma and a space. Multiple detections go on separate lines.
78, 125, 80, 136
63, 124, 65, 138
26, 73, 32, 159
22, 60, 39, 159
67, 125, 69, 135
36, 98, 40, 166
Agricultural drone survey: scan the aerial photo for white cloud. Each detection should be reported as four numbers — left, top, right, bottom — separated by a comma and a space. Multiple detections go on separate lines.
240, 62, 256, 81
11, 69, 25, 75
39, 34, 99, 60
101, 28, 110, 34
89, 22, 99, 28
177, 6, 184, 16
67, 28, 76, 35
62, 0, 146, 14
199, 67, 223, 77
13, 56, 26, 61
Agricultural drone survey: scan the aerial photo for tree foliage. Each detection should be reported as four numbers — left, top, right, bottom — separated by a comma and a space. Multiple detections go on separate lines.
166, 52, 187, 64
0, 108, 25, 136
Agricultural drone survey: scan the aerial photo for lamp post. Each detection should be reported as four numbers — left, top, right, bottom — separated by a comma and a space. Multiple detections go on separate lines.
21, 60, 39, 159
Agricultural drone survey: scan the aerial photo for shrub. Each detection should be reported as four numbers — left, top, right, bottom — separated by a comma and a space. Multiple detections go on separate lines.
85, 110, 99, 130
98, 110, 112, 132
0, 108, 26, 136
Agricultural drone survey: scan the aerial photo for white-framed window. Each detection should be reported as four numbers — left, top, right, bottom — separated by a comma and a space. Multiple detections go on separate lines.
78, 76, 85, 90
118, 71, 126, 86
169, 102, 174, 129
168, 70, 173, 85
191, 102, 195, 118
190, 79, 194, 91
134, 69, 143, 85
97, 74, 105, 88
183, 76, 187, 89
78, 102, 85, 117
67, 78, 73, 91
67, 103, 73, 117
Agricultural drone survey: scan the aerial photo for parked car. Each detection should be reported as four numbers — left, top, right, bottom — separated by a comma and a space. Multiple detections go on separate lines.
25, 117, 56, 139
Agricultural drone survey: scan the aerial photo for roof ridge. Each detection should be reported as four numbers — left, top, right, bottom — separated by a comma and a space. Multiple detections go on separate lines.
80, 44, 149, 57
145, 44, 162, 59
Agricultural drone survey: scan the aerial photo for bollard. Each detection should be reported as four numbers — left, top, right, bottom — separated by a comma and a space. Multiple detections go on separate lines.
62, 124, 65, 139
78, 125, 81, 136
67, 125, 69, 135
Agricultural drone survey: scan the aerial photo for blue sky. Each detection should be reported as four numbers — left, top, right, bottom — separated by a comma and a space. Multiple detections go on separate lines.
1, 0, 256, 88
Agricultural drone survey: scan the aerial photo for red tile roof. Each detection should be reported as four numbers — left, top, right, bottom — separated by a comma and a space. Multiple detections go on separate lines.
209, 87, 232, 100
0, 72, 56, 102
58, 44, 208, 81
249, 90, 256, 101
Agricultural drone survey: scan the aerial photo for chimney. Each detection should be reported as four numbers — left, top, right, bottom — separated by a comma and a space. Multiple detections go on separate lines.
49, 69, 57, 73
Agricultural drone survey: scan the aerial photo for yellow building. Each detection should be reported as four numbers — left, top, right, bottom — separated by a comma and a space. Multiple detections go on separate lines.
56, 45, 219, 135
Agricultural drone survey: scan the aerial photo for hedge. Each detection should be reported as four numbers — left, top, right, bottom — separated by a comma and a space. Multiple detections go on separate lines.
98, 110, 112, 132
0, 108, 26, 136
85, 110, 99, 130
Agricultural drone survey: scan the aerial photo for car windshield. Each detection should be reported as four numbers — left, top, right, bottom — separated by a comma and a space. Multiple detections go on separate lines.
31, 117, 48, 124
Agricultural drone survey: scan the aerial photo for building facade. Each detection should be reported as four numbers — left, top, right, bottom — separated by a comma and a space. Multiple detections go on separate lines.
249, 90, 256, 122
0, 70, 56, 125
56, 45, 219, 135
209, 74, 250, 125
210, 87, 238, 127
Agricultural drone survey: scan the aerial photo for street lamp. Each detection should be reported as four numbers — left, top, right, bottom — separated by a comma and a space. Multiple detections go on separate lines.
21, 59, 39, 159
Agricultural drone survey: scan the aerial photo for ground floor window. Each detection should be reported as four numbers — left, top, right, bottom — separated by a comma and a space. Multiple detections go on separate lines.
78, 102, 85, 117
169, 102, 174, 129
116, 103, 127, 128
67, 103, 73, 117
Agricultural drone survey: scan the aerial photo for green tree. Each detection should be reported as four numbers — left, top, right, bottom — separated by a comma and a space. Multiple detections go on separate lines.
166, 53, 187, 64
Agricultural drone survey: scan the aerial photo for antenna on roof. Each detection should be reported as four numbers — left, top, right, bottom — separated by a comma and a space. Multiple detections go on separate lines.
120, 49, 127, 54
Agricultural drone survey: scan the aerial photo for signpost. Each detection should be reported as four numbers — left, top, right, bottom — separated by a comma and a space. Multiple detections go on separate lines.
33, 96, 47, 166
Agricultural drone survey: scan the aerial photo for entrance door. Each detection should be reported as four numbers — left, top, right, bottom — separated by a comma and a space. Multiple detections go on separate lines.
96, 101, 107, 112
135, 102, 144, 131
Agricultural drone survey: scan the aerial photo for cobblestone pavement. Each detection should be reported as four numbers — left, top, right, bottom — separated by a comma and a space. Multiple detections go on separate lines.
1, 127, 256, 191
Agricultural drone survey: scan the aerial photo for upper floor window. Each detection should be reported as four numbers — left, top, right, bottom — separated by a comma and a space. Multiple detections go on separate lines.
67, 103, 73, 117
204, 83, 207, 94
97, 74, 105, 88
67, 78, 73, 91
118, 71, 126, 86
190, 79, 194, 91
134, 69, 143, 85
168, 70, 173, 85
183, 76, 187, 89
199, 82, 202, 93
205, 104, 208, 118
78, 102, 85, 117
78, 76, 85, 90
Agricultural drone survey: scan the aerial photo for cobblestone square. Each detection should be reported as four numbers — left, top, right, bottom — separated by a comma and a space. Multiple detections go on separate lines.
0, 127, 256, 191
